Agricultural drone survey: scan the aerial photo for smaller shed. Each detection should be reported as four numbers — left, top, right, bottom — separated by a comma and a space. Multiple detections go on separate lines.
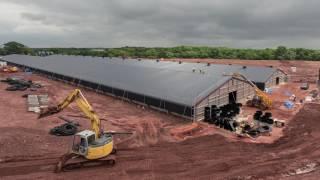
195, 64, 287, 91
243, 67, 287, 90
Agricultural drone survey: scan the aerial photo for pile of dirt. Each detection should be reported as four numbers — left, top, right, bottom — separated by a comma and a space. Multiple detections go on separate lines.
170, 122, 204, 140
169, 122, 224, 141
116, 119, 171, 148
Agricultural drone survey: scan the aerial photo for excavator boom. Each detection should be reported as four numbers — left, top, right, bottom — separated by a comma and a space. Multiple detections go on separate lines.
224, 72, 272, 109
39, 89, 101, 137
38, 89, 118, 172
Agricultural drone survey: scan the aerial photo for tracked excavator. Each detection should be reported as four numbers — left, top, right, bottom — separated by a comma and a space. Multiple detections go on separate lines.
225, 73, 273, 110
2, 66, 18, 73
39, 89, 116, 172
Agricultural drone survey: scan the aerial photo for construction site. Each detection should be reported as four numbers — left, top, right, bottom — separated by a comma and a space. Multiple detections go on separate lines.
0, 55, 320, 179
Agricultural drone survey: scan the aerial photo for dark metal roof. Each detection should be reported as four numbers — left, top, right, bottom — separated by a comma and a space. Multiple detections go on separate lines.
1, 55, 278, 106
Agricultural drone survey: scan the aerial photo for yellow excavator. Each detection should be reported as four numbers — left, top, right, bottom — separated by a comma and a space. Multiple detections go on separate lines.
39, 89, 116, 172
2, 66, 18, 73
225, 73, 272, 110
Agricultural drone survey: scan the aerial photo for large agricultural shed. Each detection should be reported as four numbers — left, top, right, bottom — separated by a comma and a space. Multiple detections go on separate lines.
0, 55, 286, 121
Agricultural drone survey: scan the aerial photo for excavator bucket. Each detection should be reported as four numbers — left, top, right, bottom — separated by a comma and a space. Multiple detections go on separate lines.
38, 106, 61, 119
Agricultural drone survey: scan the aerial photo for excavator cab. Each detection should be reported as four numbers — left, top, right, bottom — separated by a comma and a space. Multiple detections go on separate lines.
72, 130, 95, 156
70, 129, 114, 160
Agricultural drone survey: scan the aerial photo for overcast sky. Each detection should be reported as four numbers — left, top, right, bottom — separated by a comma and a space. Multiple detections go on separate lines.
0, 0, 319, 48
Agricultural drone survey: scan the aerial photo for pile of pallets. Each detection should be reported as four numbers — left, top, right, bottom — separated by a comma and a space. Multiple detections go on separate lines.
27, 94, 49, 113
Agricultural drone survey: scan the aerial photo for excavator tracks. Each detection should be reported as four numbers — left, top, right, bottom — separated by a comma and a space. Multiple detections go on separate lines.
55, 153, 116, 173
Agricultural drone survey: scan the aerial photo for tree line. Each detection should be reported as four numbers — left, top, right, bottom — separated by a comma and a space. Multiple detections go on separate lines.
2, 41, 320, 61
35, 46, 320, 61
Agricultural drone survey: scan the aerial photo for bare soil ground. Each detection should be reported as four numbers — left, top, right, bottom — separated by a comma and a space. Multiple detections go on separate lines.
2, 103, 320, 180
0, 59, 319, 179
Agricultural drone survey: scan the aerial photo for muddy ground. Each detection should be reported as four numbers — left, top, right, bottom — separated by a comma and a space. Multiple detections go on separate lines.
0, 59, 319, 179
1, 103, 320, 179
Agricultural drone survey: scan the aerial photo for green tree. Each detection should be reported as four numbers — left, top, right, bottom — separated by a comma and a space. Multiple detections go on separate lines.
275, 46, 288, 60
0, 48, 5, 55
3, 41, 33, 55
208, 48, 220, 58
285, 49, 296, 60
294, 48, 313, 60
144, 48, 158, 58
259, 48, 275, 60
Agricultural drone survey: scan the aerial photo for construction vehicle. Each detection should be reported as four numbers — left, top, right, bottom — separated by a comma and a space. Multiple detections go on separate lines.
225, 73, 272, 110
39, 89, 116, 172
2, 66, 18, 73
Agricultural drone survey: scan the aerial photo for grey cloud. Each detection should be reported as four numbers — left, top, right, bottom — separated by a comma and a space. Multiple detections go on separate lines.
21, 12, 47, 22
1, 0, 320, 48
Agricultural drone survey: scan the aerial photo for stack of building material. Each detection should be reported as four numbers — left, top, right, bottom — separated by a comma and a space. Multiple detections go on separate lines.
0, 61, 7, 67
27, 94, 49, 113
38, 95, 49, 108
27, 95, 40, 113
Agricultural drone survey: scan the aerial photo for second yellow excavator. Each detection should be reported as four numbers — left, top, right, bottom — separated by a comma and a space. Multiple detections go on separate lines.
39, 89, 116, 172
2, 66, 18, 73
225, 73, 272, 110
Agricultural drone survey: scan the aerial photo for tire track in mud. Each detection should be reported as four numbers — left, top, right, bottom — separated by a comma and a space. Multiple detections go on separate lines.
0, 156, 59, 177
0, 148, 140, 177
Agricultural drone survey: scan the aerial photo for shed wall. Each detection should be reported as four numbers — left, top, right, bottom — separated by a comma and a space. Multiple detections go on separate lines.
194, 78, 255, 121
265, 70, 287, 88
